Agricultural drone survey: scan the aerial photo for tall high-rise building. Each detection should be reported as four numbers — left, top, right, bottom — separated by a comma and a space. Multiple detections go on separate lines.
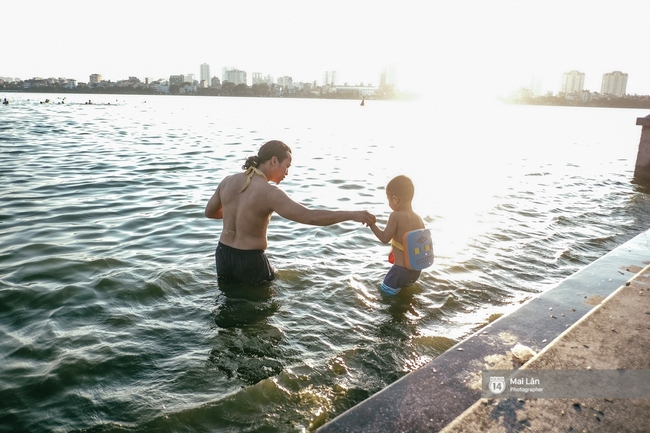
526, 76, 542, 97
380, 64, 397, 87
601, 71, 628, 97
251, 72, 274, 86
560, 71, 585, 94
252, 72, 263, 85
277, 76, 293, 89
222, 68, 247, 85
323, 71, 338, 86
200, 64, 210, 87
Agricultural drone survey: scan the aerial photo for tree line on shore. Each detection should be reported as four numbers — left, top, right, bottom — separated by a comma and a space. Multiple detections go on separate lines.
509, 92, 650, 109
0, 80, 404, 100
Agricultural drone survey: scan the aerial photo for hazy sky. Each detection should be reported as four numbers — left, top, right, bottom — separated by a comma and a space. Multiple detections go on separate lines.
4, 0, 650, 97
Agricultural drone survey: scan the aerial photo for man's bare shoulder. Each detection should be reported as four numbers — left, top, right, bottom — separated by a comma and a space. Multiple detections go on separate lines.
250, 180, 287, 201
220, 173, 241, 185
218, 173, 247, 192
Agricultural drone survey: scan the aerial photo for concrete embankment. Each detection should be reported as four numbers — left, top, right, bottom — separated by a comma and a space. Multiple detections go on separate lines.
441, 263, 650, 432
317, 229, 650, 433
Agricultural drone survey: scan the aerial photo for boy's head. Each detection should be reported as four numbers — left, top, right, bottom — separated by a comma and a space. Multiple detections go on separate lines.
386, 175, 415, 203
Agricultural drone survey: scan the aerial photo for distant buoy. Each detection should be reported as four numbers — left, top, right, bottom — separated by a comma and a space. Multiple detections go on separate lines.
360, 98, 365, 106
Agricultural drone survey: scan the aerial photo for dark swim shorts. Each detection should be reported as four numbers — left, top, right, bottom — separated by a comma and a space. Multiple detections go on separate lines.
215, 242, 275, 285
381, 265, 421, 295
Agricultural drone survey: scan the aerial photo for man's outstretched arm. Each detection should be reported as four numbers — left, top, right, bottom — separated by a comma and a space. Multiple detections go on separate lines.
270, 188, 375, 226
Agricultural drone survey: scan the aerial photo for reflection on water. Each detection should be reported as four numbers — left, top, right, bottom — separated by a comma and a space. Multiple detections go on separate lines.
209, 284, 288, 385
1, 93, 650, 432
214, 283, 277, 327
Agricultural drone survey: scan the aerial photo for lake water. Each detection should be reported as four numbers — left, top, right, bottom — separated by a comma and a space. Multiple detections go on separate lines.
1, 92, 649, 432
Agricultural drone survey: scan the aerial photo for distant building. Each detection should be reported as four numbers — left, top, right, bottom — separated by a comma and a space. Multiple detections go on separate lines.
169, 75, 185, 86
252, 72, 263, 85
529, 76, 542, 97
222, 68, 247, 85
580, 90, 601, 103
601, 71, 628, 97
253, 72, 276, 86
23, 78, 48, 89
152, 81, 170, 94
89, 74, 102, 84
295, 82, 312, 93
185, 73, 195, 84
179, 84, 197, 95
277, 76, 293, 90
335, 85, 377, 97
200, 63, 210, 88
380, 64, 397, 87
323, 70, 338, 86
211, 76, 221, 88
560, 71, 585, 94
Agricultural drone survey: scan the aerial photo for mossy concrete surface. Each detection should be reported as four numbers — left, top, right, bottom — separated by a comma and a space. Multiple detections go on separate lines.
442, 263, 650, 433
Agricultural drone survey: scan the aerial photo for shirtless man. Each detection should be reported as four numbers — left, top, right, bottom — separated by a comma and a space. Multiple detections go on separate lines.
205, 140, 376, 285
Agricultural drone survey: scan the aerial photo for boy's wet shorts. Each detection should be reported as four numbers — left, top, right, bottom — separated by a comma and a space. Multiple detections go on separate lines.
215, 242, 275, 285
381, 265, 421, 295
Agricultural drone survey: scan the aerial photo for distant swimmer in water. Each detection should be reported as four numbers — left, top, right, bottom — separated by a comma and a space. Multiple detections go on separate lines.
2, 98, 8, 105
205, 140, 376, 285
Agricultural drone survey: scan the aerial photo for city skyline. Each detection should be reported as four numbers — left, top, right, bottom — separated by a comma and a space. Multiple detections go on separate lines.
1, 61, 397, 92
1, 62, 393, 91
4, 66, 638, 99
4, 1, 650, 99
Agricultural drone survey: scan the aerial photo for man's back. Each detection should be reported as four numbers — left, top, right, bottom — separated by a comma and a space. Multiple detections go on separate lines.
218, 172, 275, 250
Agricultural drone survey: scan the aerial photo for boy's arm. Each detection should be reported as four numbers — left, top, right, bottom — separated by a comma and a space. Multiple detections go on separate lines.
370, 213, 398, 244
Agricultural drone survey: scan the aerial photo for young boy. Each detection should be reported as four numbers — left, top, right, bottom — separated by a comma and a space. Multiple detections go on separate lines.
369, 175, 426, 295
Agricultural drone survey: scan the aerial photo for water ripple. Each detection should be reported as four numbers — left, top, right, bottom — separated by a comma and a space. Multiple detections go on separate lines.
1, 93, 649, 432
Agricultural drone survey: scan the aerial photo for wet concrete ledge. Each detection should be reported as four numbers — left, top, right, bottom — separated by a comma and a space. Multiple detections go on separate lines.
316, 229, 650, 433
440, 262, 650, 432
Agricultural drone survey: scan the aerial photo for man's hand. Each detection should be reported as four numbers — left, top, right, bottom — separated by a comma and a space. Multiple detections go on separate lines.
354, 211, 376, 226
